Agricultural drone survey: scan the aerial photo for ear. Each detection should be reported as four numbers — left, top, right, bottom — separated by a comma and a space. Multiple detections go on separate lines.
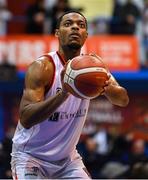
84, 31, 88, 40
86, 32, 88, 38
55, 29, 59, 37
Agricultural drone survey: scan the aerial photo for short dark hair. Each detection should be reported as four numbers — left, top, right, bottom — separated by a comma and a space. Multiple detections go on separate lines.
56, 10, 88, 29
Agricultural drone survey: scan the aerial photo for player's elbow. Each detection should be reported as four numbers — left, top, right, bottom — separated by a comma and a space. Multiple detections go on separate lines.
20, 112, 33, 129
112, 89, 129, 107
20, 118, 32, 129
120, 95, 129, 107
119, 90, 129, 107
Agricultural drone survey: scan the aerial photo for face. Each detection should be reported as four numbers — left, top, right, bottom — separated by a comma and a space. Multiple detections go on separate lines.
55, 13, 88, 49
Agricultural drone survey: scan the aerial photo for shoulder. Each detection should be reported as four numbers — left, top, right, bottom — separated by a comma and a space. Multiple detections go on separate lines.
25, 55, 55, 87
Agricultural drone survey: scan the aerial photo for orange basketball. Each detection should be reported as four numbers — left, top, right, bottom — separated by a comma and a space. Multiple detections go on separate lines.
63, 54, 109, 99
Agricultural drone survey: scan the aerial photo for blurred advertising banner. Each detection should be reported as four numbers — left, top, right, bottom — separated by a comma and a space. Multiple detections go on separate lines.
85, 95, 148, 140
84, 36, 139, 71
0, 35, 139, 71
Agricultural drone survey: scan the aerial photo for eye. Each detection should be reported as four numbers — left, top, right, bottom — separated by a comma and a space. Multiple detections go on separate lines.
64, 22, 71, 27
79, 23, 86, 28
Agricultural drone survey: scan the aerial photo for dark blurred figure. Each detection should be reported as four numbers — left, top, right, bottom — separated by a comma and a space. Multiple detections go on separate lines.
0, 138, 12, 179
129, 139, 148, 165
82, 136, 100, 179
0, 53, 17, 81
0, 124, 15, 179
26, 0, 46, 34
109, 0, 123, 34
49, 0, 81, 34
110, 0, 141, 34
109, 133, 133, 164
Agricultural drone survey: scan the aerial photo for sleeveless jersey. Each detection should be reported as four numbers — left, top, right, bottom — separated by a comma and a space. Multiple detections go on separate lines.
11, 51, 90, 162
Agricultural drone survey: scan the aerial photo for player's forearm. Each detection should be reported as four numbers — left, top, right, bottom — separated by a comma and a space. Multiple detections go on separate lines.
20, 90, 69, 129
104, 86, 129, 107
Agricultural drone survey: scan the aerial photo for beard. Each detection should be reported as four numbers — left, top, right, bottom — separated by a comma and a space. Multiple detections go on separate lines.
67, 43, 81, 50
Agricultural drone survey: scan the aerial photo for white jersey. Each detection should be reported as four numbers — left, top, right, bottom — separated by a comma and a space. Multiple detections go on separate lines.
11, 51, 90, 162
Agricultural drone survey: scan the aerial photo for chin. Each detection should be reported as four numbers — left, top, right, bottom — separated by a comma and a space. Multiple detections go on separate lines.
68, 43, 81, 50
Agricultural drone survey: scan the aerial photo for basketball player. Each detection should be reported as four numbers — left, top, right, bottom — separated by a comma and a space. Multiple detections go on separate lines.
11, 10, 129, 179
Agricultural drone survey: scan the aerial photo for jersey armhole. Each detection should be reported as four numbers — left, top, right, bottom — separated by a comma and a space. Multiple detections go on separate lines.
42, 54, 56, 93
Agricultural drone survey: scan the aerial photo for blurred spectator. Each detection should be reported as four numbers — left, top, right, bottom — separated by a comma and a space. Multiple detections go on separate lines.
44, 0, 57, 10
82, 136, 101, 179
120, 0, 141, 34
88, 18, 109, 35
0, 0, 12, 35
100, 161, 129, 179
129, 161, 148, 179
117, 0, 145, 68
117, 0, 144, 11
93, 123, 109, 155
109, 0, 123, 34
129, 139, 148, 165
107, 130, 133, 164
26, 0, 46, 34
44, 0, 58, 34
0, 53, 17, 81
110, 0, 141, 34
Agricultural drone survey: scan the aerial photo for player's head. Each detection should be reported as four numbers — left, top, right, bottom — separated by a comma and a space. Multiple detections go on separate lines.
55, 10, 88, 50
56, 10, 88, 29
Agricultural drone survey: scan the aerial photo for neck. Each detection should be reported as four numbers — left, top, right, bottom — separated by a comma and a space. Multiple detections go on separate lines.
58, 46, 81, 62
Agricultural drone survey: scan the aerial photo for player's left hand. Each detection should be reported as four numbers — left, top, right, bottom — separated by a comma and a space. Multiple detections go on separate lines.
102, 72, 129, 107
101, 73, 119, 97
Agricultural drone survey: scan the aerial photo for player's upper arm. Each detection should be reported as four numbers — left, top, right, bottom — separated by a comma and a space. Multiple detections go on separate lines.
21, 56, 55, 106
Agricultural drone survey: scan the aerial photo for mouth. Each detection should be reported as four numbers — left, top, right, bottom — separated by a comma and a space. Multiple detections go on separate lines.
69, 33, 81, 38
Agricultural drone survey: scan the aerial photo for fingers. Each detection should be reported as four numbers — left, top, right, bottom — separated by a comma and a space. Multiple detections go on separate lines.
61, 69, 65, 81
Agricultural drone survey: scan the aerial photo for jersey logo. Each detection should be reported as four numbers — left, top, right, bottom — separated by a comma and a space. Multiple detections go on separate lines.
56, 87, 62, 94
24, 167, 40, 178
49, 112, 60, 122
48, 109, 87, 122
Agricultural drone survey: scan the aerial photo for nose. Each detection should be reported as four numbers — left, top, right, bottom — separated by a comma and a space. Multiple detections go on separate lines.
71, 23, 79, 30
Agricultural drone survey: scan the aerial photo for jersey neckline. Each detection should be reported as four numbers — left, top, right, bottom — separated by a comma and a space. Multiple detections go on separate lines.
56, 51, 66, 66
